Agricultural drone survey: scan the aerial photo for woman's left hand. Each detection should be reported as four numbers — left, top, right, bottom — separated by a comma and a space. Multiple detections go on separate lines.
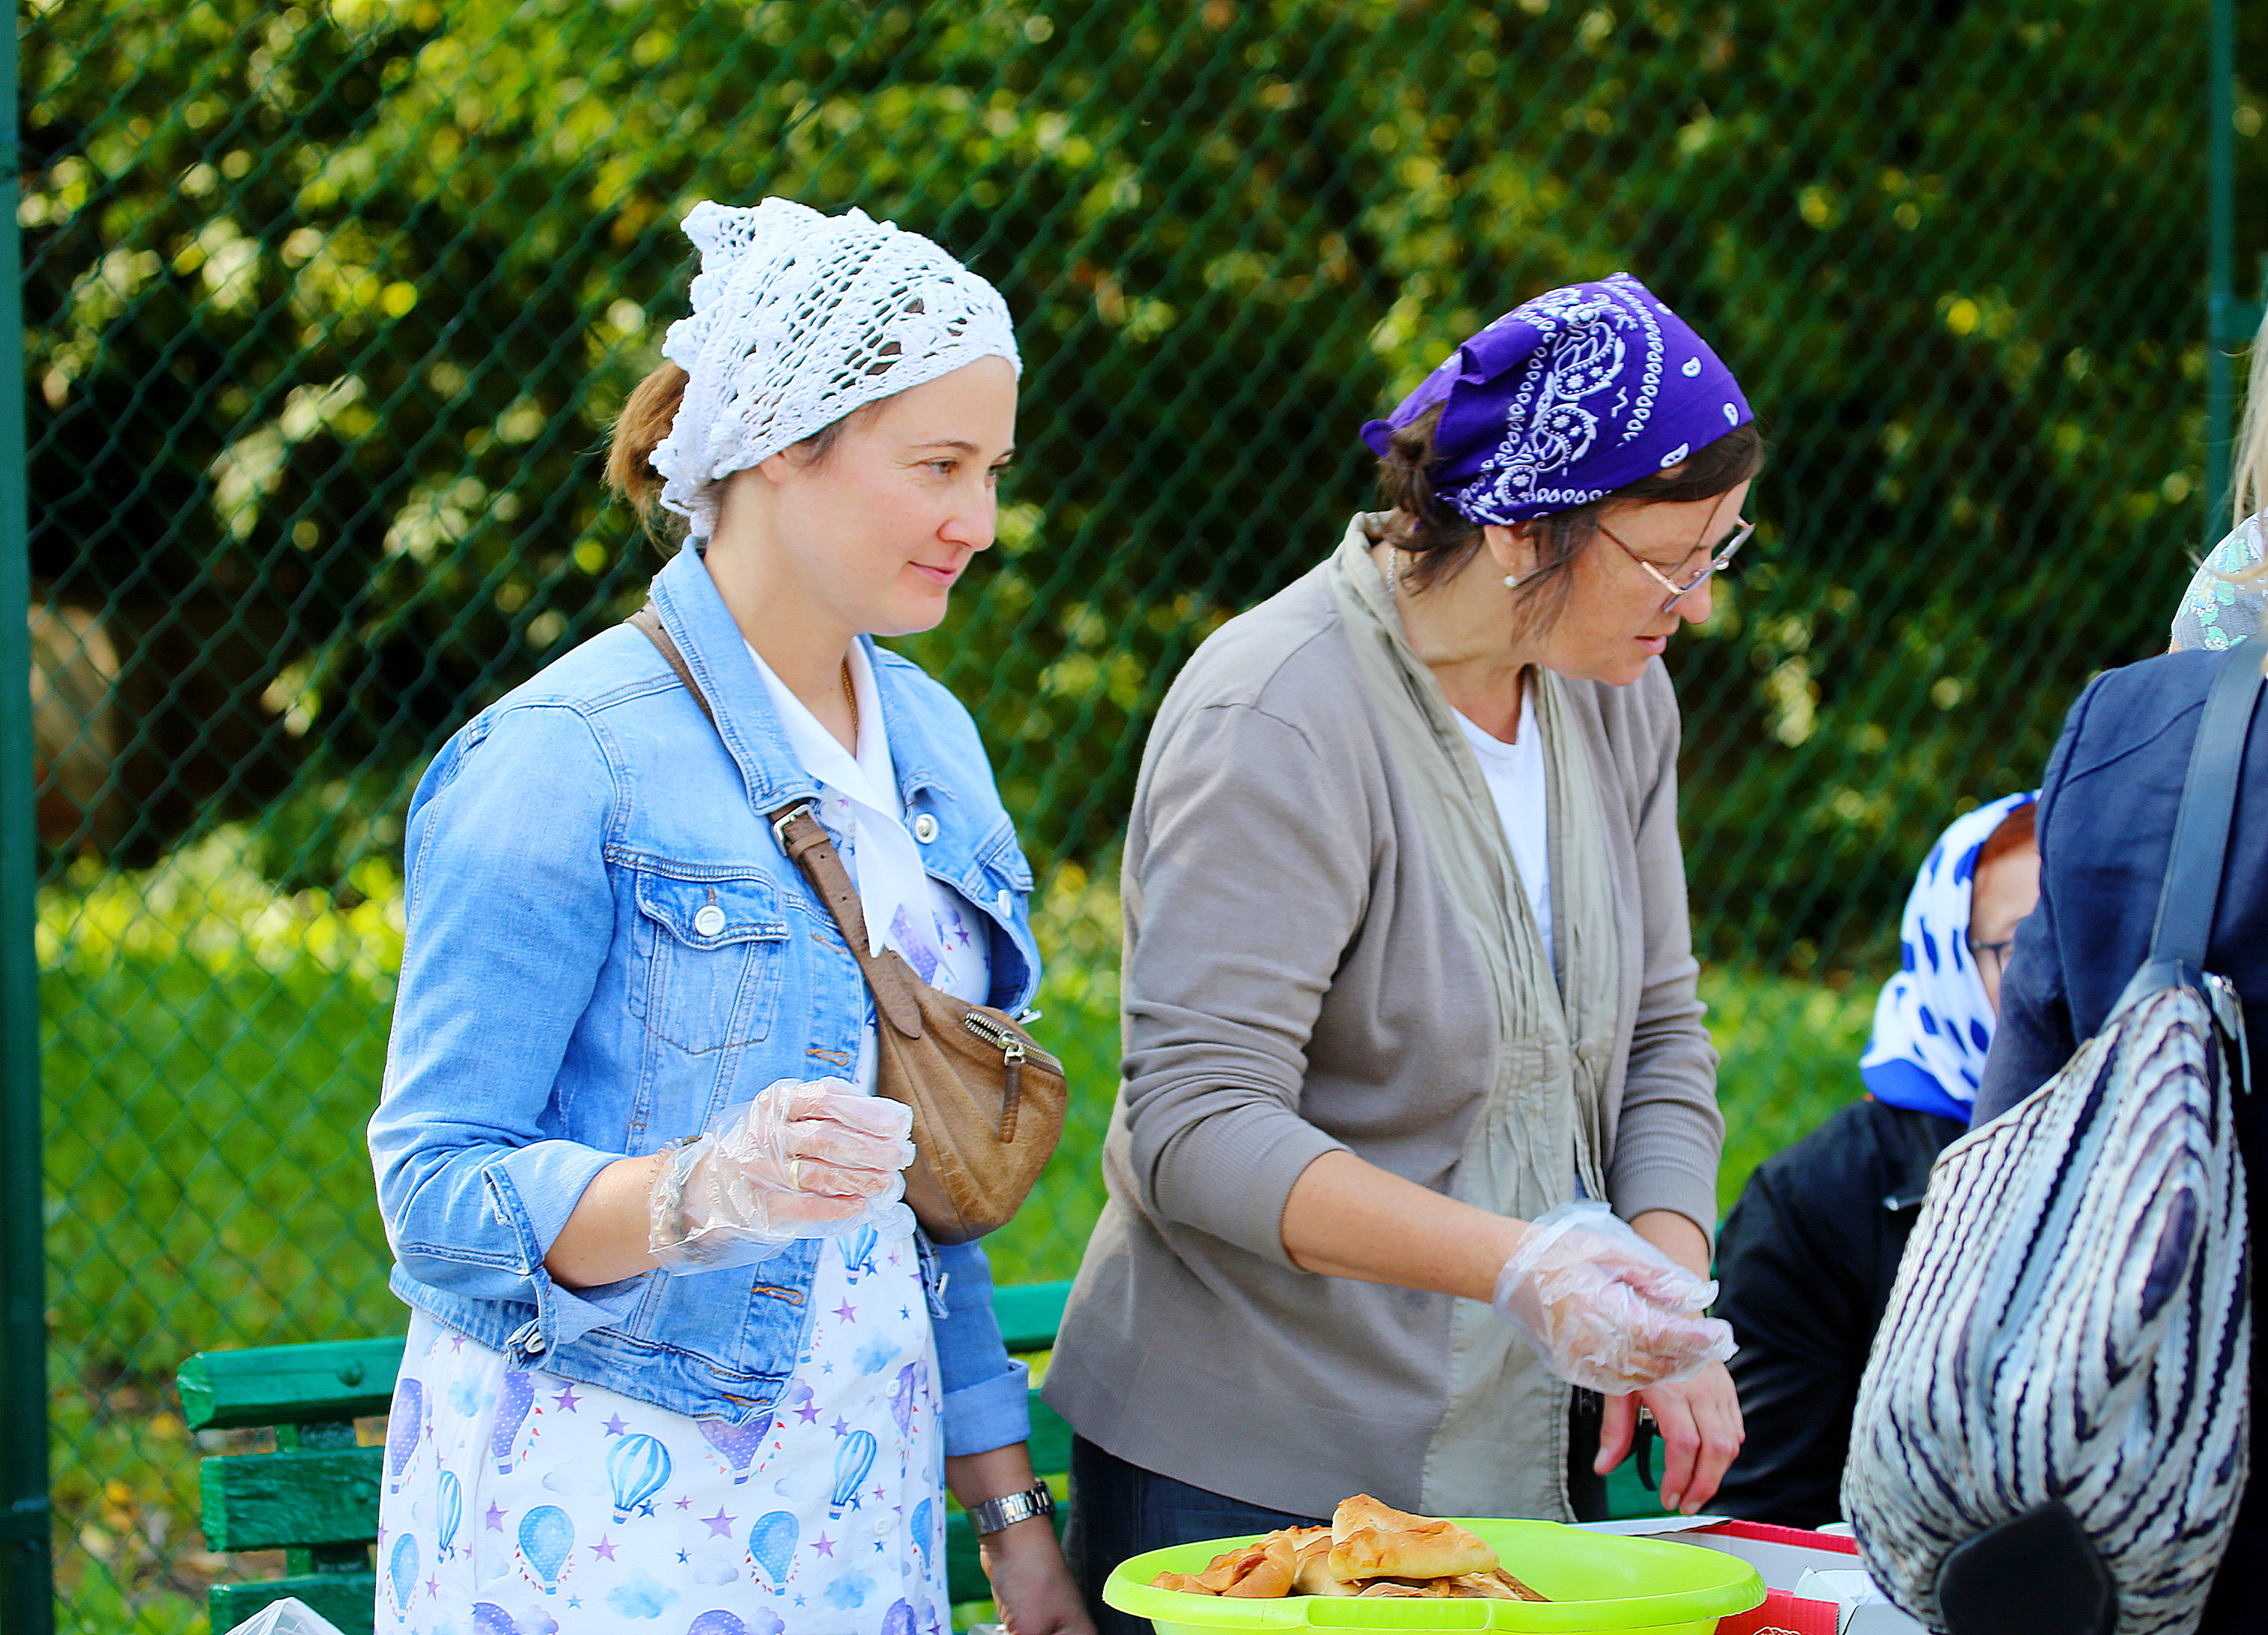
981, 1517, 1096, 1635
1596, 1360, 1744, 1514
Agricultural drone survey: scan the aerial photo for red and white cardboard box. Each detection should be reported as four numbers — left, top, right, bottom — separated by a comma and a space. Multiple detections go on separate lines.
1579, 1518, 1926, 1635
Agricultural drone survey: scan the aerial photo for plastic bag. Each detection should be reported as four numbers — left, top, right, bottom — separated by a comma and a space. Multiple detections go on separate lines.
222, 1598, 350, 1635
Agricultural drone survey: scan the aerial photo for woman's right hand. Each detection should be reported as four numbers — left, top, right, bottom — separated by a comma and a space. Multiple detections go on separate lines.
649, 1077, 916, 1270
1490, 1202, 1736, 1394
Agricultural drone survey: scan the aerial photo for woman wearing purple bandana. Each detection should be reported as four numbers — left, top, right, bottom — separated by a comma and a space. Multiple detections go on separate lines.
1048, 275, 1759, 1620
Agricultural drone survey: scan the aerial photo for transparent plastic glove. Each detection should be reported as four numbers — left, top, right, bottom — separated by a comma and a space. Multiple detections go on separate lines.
1491, 1200, 1737, 1393
648, 1077, 916, 1272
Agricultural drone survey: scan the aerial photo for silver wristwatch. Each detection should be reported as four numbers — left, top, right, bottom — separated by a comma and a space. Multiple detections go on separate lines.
966, 1484, 1055, 1535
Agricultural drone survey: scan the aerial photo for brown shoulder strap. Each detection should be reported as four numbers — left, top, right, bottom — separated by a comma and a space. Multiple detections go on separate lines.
769, 805, 928, 1040
626, 603, 926, 1041
629, 603, 715, 726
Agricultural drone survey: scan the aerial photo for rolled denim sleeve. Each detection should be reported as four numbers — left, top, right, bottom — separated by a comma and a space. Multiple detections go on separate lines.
368, 701, 632, 1349
930, 1238, 1033, 1457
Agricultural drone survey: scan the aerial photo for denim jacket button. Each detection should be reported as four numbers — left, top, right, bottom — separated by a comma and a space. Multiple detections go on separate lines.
994, 888, 1012, 913
912, 814, 939, 844
693, 904, 726, 937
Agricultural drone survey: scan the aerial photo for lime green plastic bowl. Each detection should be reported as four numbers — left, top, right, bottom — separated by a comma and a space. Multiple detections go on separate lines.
1102, 1520, 1765, 1635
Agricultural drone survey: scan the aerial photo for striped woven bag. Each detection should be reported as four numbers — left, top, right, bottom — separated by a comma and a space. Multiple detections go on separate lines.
1843, 636, 2261, 1635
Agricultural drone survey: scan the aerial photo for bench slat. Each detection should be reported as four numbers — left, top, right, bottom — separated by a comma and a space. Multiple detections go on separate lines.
201, 1446, 385, 1552
993, 1278, 1072, 1354
1028, 1397, 1073, 1478
210, 1573, 377, 1634
181, 1336, 406, 1431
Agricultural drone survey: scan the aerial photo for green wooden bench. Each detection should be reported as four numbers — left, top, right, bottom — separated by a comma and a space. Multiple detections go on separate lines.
179, 1280, 1076, 1634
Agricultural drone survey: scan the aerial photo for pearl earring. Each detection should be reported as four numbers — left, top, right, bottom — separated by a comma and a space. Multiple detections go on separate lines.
1503, 573, 1522, 588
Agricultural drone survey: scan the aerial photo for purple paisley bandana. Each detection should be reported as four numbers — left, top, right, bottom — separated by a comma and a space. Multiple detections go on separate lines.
1360, 272, 1752, 526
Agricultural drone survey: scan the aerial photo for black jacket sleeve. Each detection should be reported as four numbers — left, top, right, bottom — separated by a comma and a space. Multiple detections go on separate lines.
1712, 1100, 1960, 1526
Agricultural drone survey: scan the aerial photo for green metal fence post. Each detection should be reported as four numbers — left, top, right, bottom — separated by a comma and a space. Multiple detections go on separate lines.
0, 1, 54, 1628
2207, 0, 2239, 541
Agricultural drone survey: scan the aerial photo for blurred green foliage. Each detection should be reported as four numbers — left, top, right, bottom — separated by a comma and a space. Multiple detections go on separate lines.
26, 0, 2268, 1627
30, 0, 2264, 963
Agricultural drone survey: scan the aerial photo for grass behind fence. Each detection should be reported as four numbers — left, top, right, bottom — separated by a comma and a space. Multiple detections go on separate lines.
43, 842, 1876, 1632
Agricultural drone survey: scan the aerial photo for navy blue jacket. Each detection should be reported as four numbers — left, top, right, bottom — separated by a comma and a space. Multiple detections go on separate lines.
1974, 647, 2267, 1609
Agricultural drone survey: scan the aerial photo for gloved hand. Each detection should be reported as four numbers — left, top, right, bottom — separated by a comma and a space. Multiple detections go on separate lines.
1492, 1200, 1737, 1394
648, 1077, 916, 1272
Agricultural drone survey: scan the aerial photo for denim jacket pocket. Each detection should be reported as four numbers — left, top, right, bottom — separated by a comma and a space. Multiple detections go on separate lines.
630, 863, 791, 1054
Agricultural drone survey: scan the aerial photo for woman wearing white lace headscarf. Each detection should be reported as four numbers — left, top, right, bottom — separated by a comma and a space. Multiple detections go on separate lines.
368, 198, 1090, 1635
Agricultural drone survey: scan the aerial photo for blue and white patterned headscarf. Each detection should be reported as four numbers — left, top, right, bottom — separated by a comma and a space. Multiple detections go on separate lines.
1858, 791, 2039, 1122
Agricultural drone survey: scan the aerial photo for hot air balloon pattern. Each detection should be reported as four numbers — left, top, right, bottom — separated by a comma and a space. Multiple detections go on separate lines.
842, 1223, 879, 1282
471, 1607, 557, 1635
490, 1368, 538, 1473
698, 1413, 772, 1485
386, 1377, 425, 1492
517, 1503, 575, 1595
372, 1233, 953, 1630
888, 1362, 922, 1440
435, 1467, 463, 1559
607, 1431, 673, 1521
747, 1510, 797, 1586
829, 1428, 878, 1517
388, 1532, 419, 1621
909, 1498, 933, 1571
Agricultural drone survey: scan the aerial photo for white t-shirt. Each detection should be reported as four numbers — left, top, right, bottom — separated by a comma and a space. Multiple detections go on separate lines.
1454, 691, 1553, 966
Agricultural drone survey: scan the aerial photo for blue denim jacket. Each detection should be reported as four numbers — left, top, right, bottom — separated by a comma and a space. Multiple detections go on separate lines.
368, 545, 1039, 1452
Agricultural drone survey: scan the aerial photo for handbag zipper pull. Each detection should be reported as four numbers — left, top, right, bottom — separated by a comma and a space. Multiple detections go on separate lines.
959, 1012, 1029, 1142
1000, 1040, 1024, 1144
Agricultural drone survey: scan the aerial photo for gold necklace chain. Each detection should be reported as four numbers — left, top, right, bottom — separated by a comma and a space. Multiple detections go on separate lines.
841, 659, 860, 747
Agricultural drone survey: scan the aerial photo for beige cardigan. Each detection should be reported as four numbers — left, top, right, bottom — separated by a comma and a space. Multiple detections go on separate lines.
1043, 543, 1722, 1520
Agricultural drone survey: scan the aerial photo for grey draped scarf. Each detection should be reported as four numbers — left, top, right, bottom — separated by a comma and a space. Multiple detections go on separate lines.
1326, 515, 1627, 1519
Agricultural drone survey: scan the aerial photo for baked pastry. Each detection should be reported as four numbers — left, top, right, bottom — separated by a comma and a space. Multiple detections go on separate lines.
1155, 1532, 1299, 1598
1327, 1494, 1499, 1581
1440, 1568, 1551, 1602
1292, 1532, 1365, 1597
1147, 1498, 1551, 1603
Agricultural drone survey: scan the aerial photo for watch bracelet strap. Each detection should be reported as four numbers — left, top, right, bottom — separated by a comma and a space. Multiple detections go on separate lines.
967, 1484, 1054, 1535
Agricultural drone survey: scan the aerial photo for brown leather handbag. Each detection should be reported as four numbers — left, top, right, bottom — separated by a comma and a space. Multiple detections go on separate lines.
628, 606, 1066, 1244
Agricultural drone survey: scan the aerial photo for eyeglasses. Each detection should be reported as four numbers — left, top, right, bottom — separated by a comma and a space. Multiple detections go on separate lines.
1599, 517, 1755, 614
1967, 937, 2016, 985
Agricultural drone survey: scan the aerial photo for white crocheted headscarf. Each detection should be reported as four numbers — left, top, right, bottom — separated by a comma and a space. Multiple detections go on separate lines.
650, 197, 1021, 542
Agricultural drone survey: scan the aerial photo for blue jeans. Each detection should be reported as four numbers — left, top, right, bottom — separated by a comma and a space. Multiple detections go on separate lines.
1065, 1395, 1608, 1635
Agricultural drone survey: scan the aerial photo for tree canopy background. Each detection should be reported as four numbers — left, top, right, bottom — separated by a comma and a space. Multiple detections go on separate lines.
22, 6, 2268, 1629
30, 0, 2267, 970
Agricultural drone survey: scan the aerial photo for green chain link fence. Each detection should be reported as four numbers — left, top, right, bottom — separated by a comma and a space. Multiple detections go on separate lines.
17, 1, 2267, 1628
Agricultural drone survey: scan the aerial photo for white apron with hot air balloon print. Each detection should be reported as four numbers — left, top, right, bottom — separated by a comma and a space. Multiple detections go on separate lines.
374, 1222, 949, 1635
